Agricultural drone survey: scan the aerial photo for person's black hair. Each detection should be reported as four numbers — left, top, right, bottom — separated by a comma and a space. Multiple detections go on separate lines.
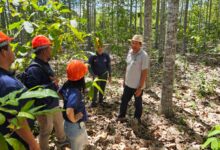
34, 47, 48, 55
63, 77, 86, 93
0, 44, 9, 51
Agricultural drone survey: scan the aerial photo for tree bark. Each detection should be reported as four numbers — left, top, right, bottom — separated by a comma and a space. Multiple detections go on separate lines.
154, 0, 160, 49
86, 0, 92, 51
144, 0, 152, 88
158, 0, 166, 63
182, 0, 189, 53
161, 0, 179, 118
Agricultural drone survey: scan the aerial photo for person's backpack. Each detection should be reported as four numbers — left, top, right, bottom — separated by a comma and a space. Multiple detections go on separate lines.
16, 61, 51, 87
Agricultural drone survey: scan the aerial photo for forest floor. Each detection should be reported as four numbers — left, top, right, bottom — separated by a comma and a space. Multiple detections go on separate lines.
50, 53, 220, 150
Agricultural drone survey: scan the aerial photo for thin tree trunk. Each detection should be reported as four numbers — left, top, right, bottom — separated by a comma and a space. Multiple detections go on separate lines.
93, 0, 96, 32
208, 0, 212, 33
158, 0, 166, 63
198, 0, 203, 31
139, 0, 143, 33
161, 0, 179, 118
87, 0, 92, 51
144, 0, 152, 88
111, 0, 114, 35
134, 0, 137, 33
179, 0, 184, 25
130, 0, 133, 31
154, 0, 160, 49
182, 0, 189, 53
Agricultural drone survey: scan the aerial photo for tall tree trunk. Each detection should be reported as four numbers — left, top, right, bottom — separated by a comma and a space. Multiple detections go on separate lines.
144, 0, 152, 88
154, 0, 160, 49
158, 0, 166, 63
179, 0, 184, 25
93, 0, 96, 32
139, 0, 143, 33
134, 0, 137, 33
68, 0, 71, 19
182, 0, 189, 53
130, 0, 133, 31
208, 0, 212, 34
111, 0, 114, 35
86, 0, 92, 51
161, 0, 179, 118
198, 0, 203, 31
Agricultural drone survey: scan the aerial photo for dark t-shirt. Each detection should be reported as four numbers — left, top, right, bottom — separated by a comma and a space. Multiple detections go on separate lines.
25, 58, 59, 109
88, 52, 111, 76
0, 67, 28, 149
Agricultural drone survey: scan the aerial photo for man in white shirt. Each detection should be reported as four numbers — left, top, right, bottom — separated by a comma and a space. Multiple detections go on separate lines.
118, 35, 149, 123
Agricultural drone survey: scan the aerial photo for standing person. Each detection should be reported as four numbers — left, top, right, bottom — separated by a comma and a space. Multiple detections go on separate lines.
0, 31, 40, 150
24, 35, 68, 150
59, 60, 89, 150
88, 37, 111, 107
117, 35, 149, 123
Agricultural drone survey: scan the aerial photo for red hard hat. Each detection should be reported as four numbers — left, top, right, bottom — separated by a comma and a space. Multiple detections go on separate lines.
32, 35, 51, 49
0, 31, 13, 47
66, 60, 88, 81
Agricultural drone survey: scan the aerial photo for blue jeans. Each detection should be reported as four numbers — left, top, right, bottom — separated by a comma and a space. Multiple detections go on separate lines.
118, 85, 143, 119
64, 120, 88, 150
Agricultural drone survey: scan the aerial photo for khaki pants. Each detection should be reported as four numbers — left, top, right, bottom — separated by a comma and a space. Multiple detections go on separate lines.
37, 110, 66, 150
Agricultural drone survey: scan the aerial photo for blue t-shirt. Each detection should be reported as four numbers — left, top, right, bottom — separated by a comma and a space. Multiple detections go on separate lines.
0, 67, 28, 149
88, 52, 111, 76
59, 86, 88, 123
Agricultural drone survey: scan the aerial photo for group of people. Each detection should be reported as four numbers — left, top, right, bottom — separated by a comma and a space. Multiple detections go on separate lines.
0, 31, 149, 150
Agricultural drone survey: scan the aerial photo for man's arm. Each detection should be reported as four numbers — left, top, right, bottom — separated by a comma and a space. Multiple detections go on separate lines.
135, 69, 147, 97
15, 119, 40, 150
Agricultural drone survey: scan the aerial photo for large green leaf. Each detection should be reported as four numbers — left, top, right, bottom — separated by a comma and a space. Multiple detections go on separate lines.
17, 112, 35, 120
21, 100, 35, 111
92, 82, 104, 95
0, 7, 3, 13
6, 138, 26, 150
0, 107, 17, 115
23, 21, 34, 33
0, 133, 8, 150
28, 105, 46, 113
202, 137, 217, 149
9, 20, 23, 30
0, 89, 23, 105
60, 8, 71, 13
208, 130, 220, 137
0, 112, 6, 125
211, 138, 219, 150
17, 89, 59, 101
33, 107, 63, 116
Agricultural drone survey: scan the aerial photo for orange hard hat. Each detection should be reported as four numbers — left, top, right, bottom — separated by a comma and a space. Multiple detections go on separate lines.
66, 60, 88, 81
0, 31, 13, 47
32, 35, 51, 49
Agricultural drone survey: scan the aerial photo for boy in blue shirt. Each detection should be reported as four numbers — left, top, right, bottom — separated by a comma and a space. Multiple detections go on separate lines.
88, 37, 111, 107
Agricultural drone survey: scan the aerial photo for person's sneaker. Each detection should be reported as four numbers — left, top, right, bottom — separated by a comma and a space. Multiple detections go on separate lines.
57, 139, 70, 149
116, 117, 127, 122
90, 102, 98, 108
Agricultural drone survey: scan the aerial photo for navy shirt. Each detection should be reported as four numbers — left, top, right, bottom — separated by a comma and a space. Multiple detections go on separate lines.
25, 58, 59, 109
88, 52, 111, 76
59, 86, 88, 123
0, 67, 28, 149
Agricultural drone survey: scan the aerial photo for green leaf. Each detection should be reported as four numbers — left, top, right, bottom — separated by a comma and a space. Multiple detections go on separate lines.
33, 107, 63, 116
208, 130, 220, 137
17, 112, 35, 120
23, 21, 34, 34
93, 81, 104, 95
0, 112, 6, 125
9, 20, 23, 30
211, 138, 219, 150
28, 105, 46, 113
60, 8, 71, 13
0, 107, 17, 115
0, 133, 8, 150
21, 100, 35, 111
214, 125, 220, 130
6, 138, 26, 150
0, 89, 23, 105
201, 137, 217, 149
17, 89, 59, 101
0, 7, 3, 13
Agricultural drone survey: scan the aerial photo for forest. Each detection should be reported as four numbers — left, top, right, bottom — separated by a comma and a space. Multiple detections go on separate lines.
0, 0, 220, 149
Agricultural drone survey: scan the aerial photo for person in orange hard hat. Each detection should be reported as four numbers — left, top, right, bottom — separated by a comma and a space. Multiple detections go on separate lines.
24, 35, 69, 150
58, 60, 89, 150
0, 31, 40, 150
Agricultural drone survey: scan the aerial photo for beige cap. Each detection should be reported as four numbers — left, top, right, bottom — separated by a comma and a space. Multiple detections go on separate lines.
131, 34, 143, 43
